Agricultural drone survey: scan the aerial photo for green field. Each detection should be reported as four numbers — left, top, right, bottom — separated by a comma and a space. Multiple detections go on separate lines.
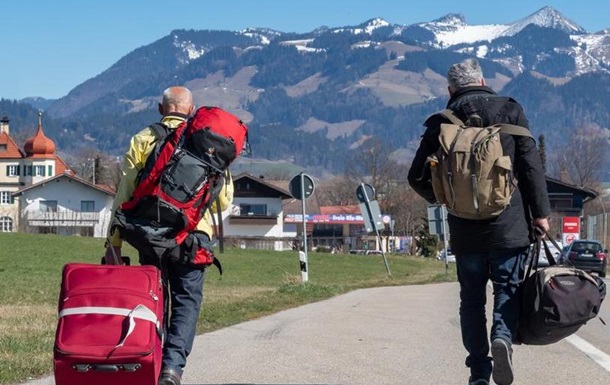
0, 232, 456, 385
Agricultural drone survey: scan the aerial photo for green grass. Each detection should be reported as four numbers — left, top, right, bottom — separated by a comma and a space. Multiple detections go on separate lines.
0, 232, 456, 385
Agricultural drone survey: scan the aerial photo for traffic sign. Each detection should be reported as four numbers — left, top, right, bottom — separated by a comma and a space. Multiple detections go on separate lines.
427, 204, 449, 236
356, 183, 375, 203
289, 173, 315, 200
359, 201, 384, 233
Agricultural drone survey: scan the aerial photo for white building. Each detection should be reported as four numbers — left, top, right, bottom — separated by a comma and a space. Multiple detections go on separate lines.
222, 173, 294, 250
13, 172, 115, 237
0, 113, 71, 233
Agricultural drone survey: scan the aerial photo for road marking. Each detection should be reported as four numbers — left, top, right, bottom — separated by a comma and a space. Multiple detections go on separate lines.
566, 334, 610, 372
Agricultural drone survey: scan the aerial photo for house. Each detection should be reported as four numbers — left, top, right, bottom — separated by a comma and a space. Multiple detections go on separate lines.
546, 176, 598, 216
222, 173, 293, 250
0, 113, 70, 233
225, 173, 396, 253
12, 172, 115, 237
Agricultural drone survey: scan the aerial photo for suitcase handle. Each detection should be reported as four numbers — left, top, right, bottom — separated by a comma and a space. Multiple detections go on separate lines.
73, 363, 142, 372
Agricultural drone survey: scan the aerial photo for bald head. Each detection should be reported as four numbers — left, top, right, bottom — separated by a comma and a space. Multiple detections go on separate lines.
159, 86, 194, 116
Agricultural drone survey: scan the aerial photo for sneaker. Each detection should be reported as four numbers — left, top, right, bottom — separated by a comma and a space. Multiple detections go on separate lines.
468, 378, 489, 385
158, 368, 182, 385
491, 338, 514, 385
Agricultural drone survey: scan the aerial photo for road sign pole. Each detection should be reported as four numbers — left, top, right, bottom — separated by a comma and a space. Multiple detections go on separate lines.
289, 173, 315, 283
360, 183, 391, 277
300, 173, 309, 282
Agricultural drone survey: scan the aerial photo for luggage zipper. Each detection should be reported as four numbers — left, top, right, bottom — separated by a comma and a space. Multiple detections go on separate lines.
55, 346, 155, 357
61, 289, 160, 306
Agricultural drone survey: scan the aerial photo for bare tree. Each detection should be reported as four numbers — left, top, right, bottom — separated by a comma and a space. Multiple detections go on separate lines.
67, 148, 122, 188
341, 137, 429, 251
344, 137, 396, 192
551, 124, 609, 189
316, 175, 358, 206
538, 134, 547, 173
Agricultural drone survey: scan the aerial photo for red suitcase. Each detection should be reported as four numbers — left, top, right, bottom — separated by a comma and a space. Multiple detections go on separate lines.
53, 263, 164, 385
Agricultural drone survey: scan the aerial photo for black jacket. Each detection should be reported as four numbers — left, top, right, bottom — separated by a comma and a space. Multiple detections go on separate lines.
407, 86, 551, 253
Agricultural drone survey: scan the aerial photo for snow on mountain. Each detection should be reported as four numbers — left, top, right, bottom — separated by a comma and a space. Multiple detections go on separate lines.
503, 6, 586, 36
571, 30, 610, 74
239, 28, 282, 45
333, 18, 390, 35
419, 6, 586, 48
173, 35, 206, 63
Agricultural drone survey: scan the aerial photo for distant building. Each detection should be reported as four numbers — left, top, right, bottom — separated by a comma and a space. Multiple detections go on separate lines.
12, 172, 115, 237
0, 113, 70, 232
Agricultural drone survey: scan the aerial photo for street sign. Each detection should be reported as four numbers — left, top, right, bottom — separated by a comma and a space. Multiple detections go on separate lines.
356, 183, 375, 203
562, 216, 580, 246
355, 184, 391, 277
289, 173, 315, 200
427, 204, 449, 236
359, 200, 384, 233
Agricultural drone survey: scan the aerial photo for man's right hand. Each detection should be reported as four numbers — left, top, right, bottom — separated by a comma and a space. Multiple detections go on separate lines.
104, 246, 123, 265
533, 217, 550, 235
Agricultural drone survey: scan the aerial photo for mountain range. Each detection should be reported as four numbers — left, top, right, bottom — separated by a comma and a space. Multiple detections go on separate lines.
7, 6, 610, 179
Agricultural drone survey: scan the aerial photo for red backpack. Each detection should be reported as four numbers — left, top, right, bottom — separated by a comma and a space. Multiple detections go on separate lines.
112, 106, 248, 264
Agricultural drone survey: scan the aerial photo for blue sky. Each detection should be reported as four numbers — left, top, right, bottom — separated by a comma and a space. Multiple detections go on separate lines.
1, 1, 607, 100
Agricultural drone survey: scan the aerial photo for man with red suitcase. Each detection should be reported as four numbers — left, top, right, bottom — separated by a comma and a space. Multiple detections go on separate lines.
103, 86, 235, 385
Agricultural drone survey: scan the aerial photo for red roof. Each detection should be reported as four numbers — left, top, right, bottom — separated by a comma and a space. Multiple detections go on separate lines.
320, 205, 360, 215
0, 132, 24, 158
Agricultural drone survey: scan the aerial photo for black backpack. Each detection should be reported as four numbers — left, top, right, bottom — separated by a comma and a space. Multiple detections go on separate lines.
517, 233, 606, 345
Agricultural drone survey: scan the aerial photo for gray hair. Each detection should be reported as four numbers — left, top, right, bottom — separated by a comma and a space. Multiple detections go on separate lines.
161, 86, 193, 110
447, 58, 484, 92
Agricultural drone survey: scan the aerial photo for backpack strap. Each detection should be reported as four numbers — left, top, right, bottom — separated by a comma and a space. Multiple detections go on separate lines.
149, 122, 170, 142
436, 109, 465, 126
497, 124, 534, 138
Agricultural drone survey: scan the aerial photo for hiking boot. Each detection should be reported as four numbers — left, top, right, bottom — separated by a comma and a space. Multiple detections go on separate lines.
158, 368, 181, 385
491, 338, 514, 385
468, 377, 489, 385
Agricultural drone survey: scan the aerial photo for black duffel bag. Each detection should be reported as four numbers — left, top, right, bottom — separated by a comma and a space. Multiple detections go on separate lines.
517, 232, 606, 345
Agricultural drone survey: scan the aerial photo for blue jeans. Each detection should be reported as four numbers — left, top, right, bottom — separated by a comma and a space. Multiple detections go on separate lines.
455, 246, 528, 380
141, 250, 206, 376
162, 261, 205, 375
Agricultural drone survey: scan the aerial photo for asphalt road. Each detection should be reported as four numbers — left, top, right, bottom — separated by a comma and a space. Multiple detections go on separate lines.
25, 279, 610, 385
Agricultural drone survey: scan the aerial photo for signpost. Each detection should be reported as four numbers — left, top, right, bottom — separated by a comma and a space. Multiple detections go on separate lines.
427, 204, 449, 273
562, 216, 580, 247
356, 183, 391, 276
289, 173, 315, 282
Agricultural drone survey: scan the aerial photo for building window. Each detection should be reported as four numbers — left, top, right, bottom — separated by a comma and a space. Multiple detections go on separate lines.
48, 165, 53, 176
80, 226, 94, 237
33, 165, 46, 176
24, 165, 32, 176
239, 203, 267, 216
0, 216, 13, 232
40, 200, 58, 212
0, 144, 6, 152
6, 165, 19, 176
0, 191, 12, 205
81, 200, 95, 212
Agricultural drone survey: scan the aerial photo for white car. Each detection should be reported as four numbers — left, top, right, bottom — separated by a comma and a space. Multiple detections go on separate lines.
439, 248, 456, 263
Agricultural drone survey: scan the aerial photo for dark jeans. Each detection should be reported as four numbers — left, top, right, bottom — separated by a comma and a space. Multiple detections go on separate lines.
455, 246, 528, 380
140, 252, 205, 376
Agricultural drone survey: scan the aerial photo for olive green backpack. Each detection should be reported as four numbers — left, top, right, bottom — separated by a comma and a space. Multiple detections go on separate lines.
427, 109, 533, 220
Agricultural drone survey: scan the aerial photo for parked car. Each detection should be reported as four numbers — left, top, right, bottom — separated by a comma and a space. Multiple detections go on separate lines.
563, 240, 607, 278
438, 248, 456, 263
349, 249, 383, 256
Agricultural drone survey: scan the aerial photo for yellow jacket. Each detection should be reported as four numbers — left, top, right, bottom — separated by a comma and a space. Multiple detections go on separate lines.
108, 113, 234, 247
